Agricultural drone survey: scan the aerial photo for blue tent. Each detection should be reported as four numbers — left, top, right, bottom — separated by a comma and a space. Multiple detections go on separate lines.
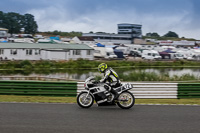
96, 43, 105, 47
164, 49, 175, 53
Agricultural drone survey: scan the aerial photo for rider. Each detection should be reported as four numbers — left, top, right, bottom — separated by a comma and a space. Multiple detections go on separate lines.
98, 63, 121, 99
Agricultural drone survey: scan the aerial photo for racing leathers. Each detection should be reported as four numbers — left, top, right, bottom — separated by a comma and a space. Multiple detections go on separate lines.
100, 67, 121, 98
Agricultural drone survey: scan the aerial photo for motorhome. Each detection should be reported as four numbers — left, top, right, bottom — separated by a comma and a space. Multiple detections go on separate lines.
141, 50, 161, 60
92, 46, 117, 59
176, 50, 194, 60
115, 45, 130, 55
130, 50, 142, 57
169, 53, 184, 60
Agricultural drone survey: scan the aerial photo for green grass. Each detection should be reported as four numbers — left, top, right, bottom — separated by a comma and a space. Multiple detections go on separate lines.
0, 95, 77, 103
2, 60, 200, 70
0, 95, 200, 105
119, 72, 199, 81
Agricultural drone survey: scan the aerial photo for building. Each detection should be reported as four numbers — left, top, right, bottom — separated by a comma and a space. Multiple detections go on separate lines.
71, 36, 95, 45
82, 33, 132, 44
118, 23, 142, 38
158, 40, 195, 47
82, 23, 142, 44
0, 28, 8, 38
0, 43, 94, 60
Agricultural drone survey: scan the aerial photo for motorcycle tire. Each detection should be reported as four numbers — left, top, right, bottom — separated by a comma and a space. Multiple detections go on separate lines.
77, 92, 94, 108
117, 91, 135, 109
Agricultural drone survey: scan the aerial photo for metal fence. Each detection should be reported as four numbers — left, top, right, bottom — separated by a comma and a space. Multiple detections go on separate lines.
178, 83, 200, 98
1, 80, 200, 99
0, 80, 77, 97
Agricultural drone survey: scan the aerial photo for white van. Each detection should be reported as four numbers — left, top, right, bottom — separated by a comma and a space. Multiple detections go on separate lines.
142, 50, 161, 60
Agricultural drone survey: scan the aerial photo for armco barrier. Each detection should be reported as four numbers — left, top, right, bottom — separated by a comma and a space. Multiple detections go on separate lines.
77, 82, 178, 99
1, 80, 200, 99
0, 80, 77, 97
178, 83, 200, 98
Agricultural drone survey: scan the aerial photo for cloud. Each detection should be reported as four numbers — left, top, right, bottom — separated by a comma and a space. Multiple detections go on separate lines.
1, 0, 200, 39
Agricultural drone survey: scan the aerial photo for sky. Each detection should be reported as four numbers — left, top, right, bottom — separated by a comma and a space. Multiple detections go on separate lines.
1, 0, 200, 39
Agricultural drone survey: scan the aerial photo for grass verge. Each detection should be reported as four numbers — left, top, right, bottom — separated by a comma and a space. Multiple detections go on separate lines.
0, 95, 200, 105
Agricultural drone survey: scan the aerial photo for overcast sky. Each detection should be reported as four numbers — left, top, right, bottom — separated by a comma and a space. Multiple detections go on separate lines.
1, 0, 200, 39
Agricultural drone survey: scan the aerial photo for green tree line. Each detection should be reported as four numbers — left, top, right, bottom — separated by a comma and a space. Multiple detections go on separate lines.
39, 30, 82, 37
145, 31, 179, 38
0, 11, 38, 34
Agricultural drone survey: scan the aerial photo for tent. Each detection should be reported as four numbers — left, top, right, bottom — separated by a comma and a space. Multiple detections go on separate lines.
164, 49, 176, 53
95, 43, 105, 47
159, 51, 170, 59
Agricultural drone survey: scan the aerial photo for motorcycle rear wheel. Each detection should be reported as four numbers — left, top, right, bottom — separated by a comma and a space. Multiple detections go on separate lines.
77, 92, 94, 108
117, 91, 135, 109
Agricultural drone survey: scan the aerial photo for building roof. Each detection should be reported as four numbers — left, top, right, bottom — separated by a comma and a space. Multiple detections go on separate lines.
0, 28, 8, 31
0, 43, 94, 50
78, 36, 94, 41
83, 33, 132, 38
118, 23, 142, 26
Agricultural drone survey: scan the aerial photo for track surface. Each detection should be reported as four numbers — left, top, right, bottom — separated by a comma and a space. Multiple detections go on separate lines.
0, 103, 199, 133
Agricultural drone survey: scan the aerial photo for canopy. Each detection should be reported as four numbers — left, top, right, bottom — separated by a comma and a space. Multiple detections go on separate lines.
164, 49, 175, 53
159, 51, 170, 55
159, 51, 170, 59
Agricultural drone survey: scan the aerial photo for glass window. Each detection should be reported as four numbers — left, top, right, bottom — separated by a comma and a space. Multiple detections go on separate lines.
10, 49, 17, 55
0, 49, 4, 55
35, 49, 41, 55
73, 50, 81, 55
26, 49, 32, 55
87, 50, 92, 55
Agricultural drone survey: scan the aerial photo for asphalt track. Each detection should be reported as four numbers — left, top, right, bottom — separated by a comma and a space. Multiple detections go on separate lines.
0, 103, 199, 133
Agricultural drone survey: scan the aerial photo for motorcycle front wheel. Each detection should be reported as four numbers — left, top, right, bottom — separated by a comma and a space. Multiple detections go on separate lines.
77, 92, 94, 108
117, 91, 135, 109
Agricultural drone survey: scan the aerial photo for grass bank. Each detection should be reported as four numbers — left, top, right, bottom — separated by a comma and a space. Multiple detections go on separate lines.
0, 95, 200, 105
1, 59, 200, 70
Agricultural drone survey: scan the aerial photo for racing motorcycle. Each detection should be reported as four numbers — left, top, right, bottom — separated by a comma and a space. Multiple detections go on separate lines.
77, 76, 135, 109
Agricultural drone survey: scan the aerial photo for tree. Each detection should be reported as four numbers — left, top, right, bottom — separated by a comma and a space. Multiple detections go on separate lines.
145, 32, 160, 37
23, 14, 38, 34
151, 32, 160, 37
0, 11, 5, 27
3, 12, 24, 34
0, 11, 38, 34
163, 31, 179, 38
146, 32, 151, 37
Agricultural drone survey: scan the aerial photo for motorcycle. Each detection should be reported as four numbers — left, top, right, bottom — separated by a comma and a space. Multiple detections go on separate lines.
77, 76, 135, 109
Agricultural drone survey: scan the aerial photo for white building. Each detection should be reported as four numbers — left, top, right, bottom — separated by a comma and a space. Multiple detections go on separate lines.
0, 28, 8, 38
118, 23, 142, 42
71, 36, 95, 45
82, 33, 132, 44
0, 43, 94, 61
82, 23, 142, 44
158, 40, 195, 47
